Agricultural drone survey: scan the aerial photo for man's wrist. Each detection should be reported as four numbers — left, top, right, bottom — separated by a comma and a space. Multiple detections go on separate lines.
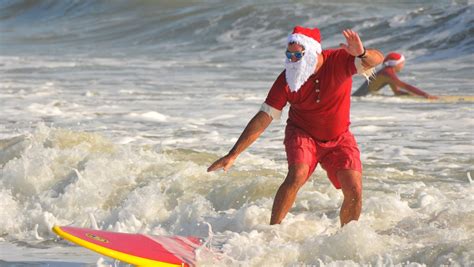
357, 47, 367, 58
227, 151, 239, 159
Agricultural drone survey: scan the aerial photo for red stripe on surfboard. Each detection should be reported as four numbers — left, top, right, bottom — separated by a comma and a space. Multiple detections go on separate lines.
60, 226, 201, 265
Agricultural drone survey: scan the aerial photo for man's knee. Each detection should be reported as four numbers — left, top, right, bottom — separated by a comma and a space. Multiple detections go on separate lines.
337, 170, 362, 200
284, 164, 309, 189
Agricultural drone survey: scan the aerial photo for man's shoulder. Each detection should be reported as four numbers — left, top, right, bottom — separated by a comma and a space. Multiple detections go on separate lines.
270, 70, 289, 91
274, 69, 288, 82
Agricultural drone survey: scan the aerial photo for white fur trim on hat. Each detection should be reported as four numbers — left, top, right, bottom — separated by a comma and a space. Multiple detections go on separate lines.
288, 33, 322, 54
383, 55, 405, 67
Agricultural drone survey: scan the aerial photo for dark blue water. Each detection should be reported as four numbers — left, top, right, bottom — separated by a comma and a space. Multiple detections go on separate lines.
1, 0, 473, 59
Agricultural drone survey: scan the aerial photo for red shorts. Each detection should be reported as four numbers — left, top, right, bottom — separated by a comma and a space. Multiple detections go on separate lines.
284, 125, 362, 189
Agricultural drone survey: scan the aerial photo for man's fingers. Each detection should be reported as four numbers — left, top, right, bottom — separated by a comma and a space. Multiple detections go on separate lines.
207, 160, 222, 172
343, 29, 360, 43
343, 29, 358, 46
342, 29, 350, 39
344, 29, 353, 37
207, 165, 216, 172
207, 157, 233, 172
352, 31, 362, 43
208, 155, 235, 172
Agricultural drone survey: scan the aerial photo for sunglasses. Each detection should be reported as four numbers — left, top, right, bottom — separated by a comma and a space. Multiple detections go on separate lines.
285, 50, 305, 60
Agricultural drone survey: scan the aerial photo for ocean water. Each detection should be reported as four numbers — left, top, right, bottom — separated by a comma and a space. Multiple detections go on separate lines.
1, 0, 473, 266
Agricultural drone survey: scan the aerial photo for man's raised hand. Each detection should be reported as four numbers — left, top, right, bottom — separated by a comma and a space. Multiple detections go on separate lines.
339, 29, 365, 57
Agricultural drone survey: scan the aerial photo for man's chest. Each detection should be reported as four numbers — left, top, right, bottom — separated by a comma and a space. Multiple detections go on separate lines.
286, 73, 345, 110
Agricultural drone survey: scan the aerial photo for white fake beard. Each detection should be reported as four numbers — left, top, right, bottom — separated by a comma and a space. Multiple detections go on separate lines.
285, 48, 318, 92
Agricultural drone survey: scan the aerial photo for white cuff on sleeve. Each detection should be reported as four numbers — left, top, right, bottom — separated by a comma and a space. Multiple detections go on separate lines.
260, 103, 282, 120
355, 57, 375, 80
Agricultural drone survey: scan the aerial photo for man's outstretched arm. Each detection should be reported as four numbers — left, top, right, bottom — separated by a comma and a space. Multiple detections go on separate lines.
207, 111, 273, 172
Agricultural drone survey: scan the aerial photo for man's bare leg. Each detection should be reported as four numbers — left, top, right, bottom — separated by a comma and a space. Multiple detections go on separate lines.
337, 169, 362, 226
270, 164, 309, 225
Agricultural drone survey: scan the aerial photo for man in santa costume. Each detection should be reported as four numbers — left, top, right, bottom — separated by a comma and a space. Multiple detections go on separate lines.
208, 26, 384, 226
352, 52, 437, 99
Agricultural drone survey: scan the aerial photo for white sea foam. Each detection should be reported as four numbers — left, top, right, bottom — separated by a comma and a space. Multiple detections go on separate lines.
128, 111, 168, 122
1, 106, 472, 265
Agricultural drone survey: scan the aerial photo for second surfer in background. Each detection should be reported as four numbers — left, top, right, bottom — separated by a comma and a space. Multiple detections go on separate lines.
352, 52, 437, 99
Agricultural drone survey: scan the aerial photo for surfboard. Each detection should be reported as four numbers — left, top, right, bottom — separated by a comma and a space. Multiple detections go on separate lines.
405, 95, 474, 103
433, 95, 474, 103
52, 225, 202, 267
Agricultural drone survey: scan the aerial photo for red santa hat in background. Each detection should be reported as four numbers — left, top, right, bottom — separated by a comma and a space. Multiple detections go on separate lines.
383, 52, 405, 67
287, 26, 322, 54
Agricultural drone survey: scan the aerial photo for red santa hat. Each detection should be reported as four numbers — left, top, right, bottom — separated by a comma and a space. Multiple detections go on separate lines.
287, 26, 322, 54
383, 52, 405, 67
